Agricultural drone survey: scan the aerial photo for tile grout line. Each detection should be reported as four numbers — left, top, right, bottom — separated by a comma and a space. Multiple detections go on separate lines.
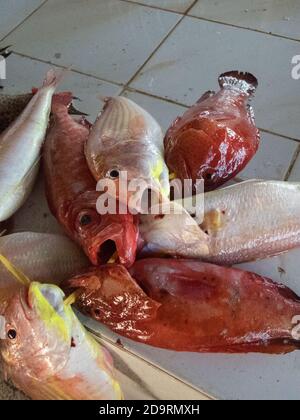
119, 0, 199, 95
187, 14, 300, 43
119, 0, 300, 43
259, 128, 300, 144
284, 144, 300, 181
0, 0, 49, 43
13, 51, 124, 87
124, 86, 300, 142
8, 52, 300, 143
118, 0, 184, 15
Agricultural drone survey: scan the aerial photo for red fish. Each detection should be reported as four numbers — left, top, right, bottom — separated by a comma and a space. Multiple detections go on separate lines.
43, 98, 138, 267
164, 71, 260, 191
62, 259, 300, 354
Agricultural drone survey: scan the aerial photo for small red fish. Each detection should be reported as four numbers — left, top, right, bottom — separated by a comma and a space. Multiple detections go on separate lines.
164, 71, 260, 191
62, 259, 300, 354
43, 98, 138, 267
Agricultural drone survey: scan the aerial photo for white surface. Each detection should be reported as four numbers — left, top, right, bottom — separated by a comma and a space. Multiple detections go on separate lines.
189, 0, 300, 40
130, 16, 300, 140
239, 133, 298, 181
1, 0, 300, 401
4, 0, 180, 84
289, 152, 300, 182
129, 0, 195, 13
0, 0, 45, 40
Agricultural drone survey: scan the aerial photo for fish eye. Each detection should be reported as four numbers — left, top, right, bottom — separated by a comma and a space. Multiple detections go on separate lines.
7, 329, 17, 340
108, 169, 120, 180
205, 172, 213, 181
79, 214, 92, 226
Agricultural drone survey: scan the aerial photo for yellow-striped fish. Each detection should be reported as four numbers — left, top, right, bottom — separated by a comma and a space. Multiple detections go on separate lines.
0, 255, 122, 400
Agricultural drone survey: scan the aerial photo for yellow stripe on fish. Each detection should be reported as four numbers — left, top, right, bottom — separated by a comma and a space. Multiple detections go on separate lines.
0, 253, 31, 286
29, 283, 71, 343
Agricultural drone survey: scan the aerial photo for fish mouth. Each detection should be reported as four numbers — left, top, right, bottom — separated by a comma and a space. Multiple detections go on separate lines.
87, 223, 138, 268
88, 234, 124, 266
98, 240, 117, 264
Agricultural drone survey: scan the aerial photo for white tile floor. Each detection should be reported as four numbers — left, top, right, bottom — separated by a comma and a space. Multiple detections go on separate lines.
1, 0, 300, 401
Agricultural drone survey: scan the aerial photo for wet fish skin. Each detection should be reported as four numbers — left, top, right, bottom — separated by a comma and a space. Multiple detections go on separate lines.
43, 99, 138, 267
63, 259, 300, 354
139, 180, 300, 265
0, 282, 122, 400
164, 71, 260, 192
0, 70, 64, 222
85, 97, 170, 211
139, 201, 209, 258
201, 180, 300, 265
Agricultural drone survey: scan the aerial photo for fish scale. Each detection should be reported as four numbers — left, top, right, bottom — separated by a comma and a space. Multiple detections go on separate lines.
139, 180, 300, 265
204, 180, 300, 265
0, 70, 64, 222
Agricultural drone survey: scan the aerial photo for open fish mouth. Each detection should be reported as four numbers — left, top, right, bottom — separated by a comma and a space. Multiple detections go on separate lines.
98, 240, 117, 264
88, 235, 122, 266
87, 223, 137, 268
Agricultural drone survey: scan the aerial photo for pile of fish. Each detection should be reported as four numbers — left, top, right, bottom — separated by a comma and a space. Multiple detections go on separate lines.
1, 46, 300, 399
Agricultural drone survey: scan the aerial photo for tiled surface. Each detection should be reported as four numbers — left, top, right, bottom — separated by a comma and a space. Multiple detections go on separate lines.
4, 0, 180, 84
131, 17, 300, 140
289, 152, 300, 181
123, 89, 186, 132
0, 0, 45, 40
3, 54, 122, 122
1, 0, 300, 401
239, 133, 298, 181
128, 0, 195, 13
189, 0, 300, 40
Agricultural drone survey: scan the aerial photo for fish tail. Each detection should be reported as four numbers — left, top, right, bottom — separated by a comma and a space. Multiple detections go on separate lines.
0, 45, 12, 59
52, 91, 74, 109
219, 71, 258, 96
42, 68, 69, 90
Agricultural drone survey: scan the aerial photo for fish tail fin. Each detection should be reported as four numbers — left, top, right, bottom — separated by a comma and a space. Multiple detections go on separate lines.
52, 91, 74, 110
42, 67, 70, 90
51, 92, 88, 117
0, 45, 12, 59
219, 71, 258, 96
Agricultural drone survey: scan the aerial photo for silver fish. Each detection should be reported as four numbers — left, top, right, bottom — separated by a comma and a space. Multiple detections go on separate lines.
140, 180, 300, 265
0, 70, 63, 222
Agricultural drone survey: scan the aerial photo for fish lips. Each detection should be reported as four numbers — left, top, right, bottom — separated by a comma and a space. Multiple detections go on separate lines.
85, 222, 138, 268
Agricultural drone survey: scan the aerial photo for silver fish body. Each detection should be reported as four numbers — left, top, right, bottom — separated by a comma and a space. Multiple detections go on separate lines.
139, 201, 209, 258
0, 70, 61, 222
202, 180, 300, 265
140, 180, 300, 265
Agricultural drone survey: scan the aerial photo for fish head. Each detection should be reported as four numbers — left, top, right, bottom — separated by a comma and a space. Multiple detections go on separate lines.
0, 282, 73, 381
67, 191, 139, 267
61, 265, 160, 328
86, 96, 169, 212
139, 201, 210, 258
